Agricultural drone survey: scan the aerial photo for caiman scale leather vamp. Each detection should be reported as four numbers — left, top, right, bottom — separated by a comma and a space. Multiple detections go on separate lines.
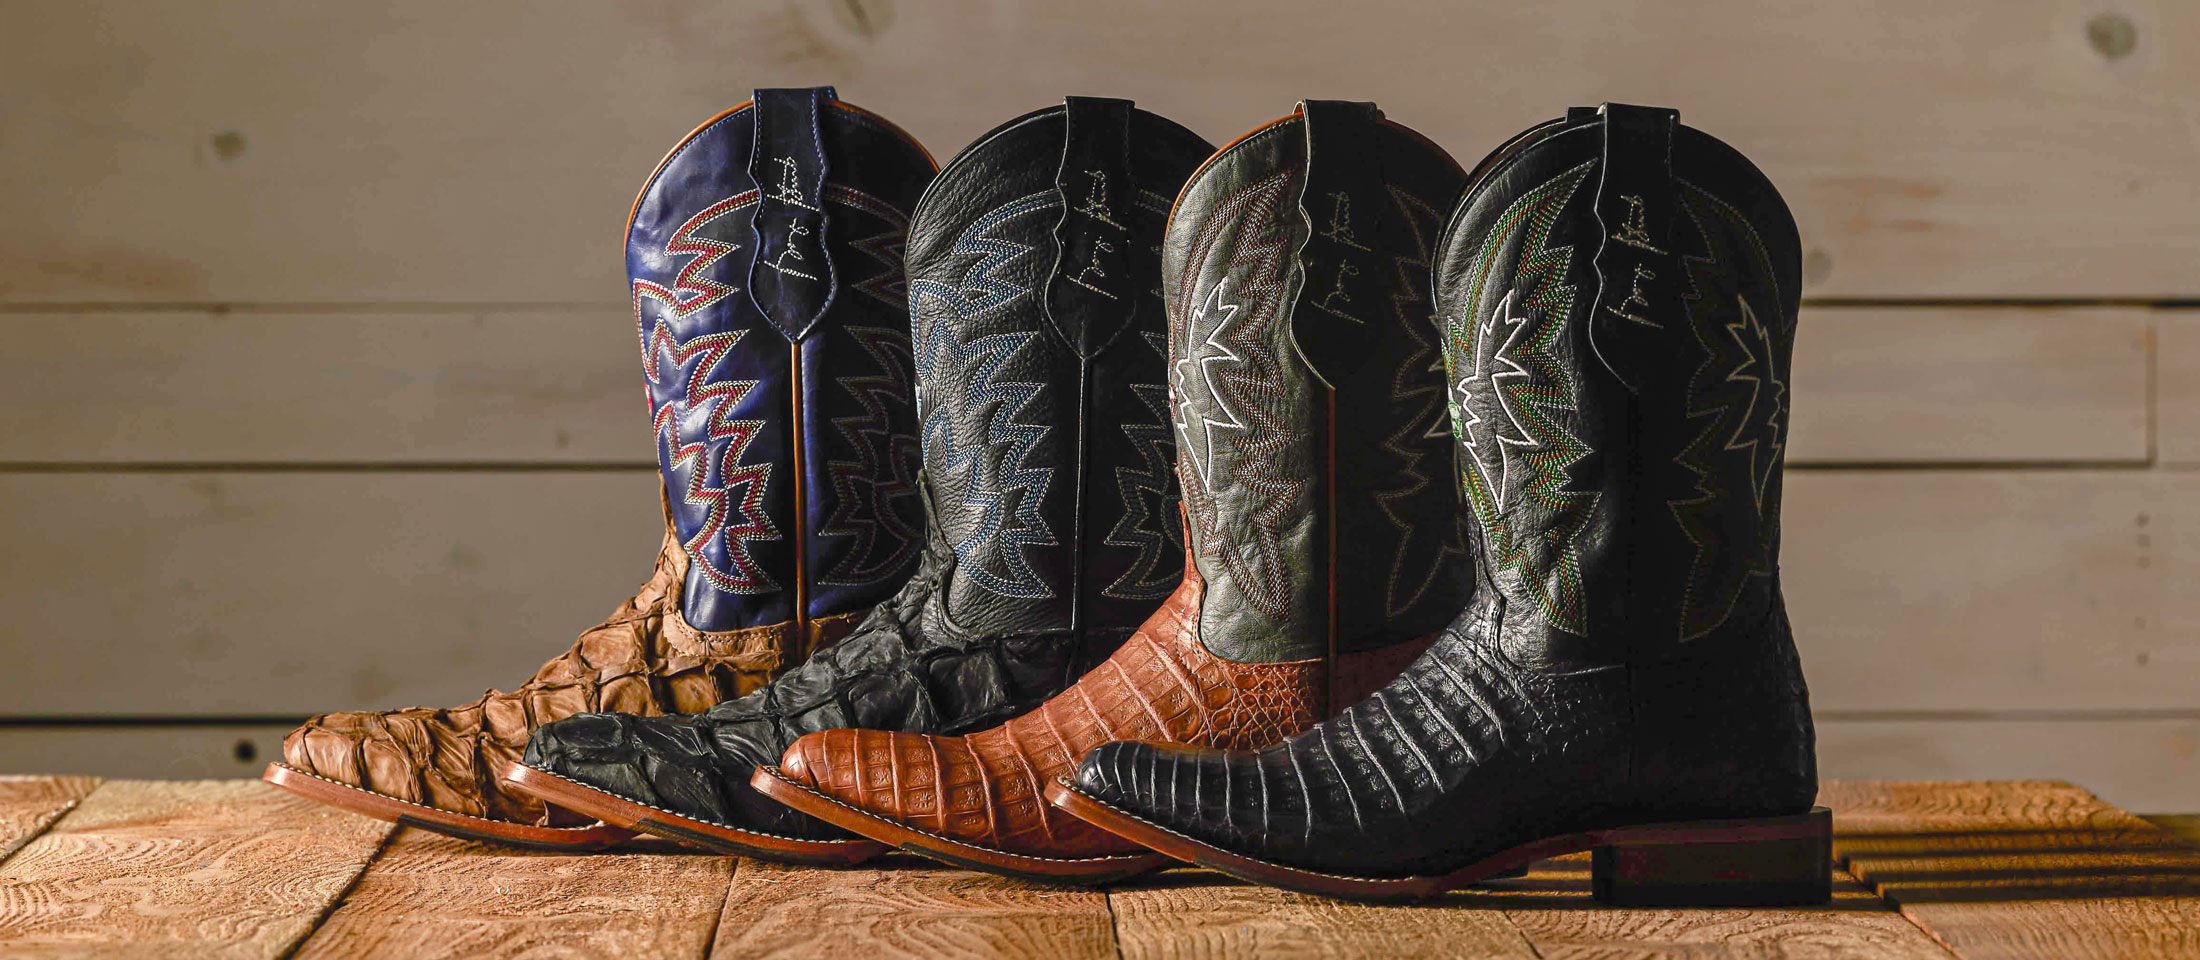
505, 98, 1215, 862
1055, 105, 1829, 906
754, 102, 1477, 883
270, 87, 936, 848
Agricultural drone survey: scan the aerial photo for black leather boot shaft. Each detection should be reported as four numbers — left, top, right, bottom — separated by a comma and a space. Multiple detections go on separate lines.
527, 99, 1212, 839
1070, 105, 1817, 883
1165, 102, 1471, 665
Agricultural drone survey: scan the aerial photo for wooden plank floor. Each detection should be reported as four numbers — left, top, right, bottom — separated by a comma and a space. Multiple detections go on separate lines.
0, 779, 2191, 959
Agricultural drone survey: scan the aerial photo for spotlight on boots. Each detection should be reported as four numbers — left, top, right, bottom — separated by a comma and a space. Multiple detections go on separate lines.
753, 101, 1475, 884
504, 98, 1214, 863
266, 87, 936, 849
1051, 104, 1829, 905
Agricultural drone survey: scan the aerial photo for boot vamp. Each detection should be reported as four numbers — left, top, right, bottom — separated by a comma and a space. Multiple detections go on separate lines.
1074, 624, 1631, 878
525, 576, 1098, 837
1074, 610, 1820, 878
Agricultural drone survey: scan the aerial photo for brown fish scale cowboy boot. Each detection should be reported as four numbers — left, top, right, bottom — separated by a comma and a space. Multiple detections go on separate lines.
267, 87, 936, 848
753, 102, 1474, 884
498, 99, 1214, 864
1052, 104, 1828, 905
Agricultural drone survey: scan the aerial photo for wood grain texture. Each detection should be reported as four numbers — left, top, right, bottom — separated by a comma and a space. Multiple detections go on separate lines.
1787, 308, 2150, 464
0, 780, 393, 960
709, 856, 1116, 960
292, 828, 731, 960
1824, 779, 2200, 960
0, 726, 304, 782
1485, 854, 1954, 960
2155, 312, 2200, 465
0, 777, 99, 864
1818, 718, 2200, 814
0, 470, 661, 717
0, 306, 2144, 466
0, 311, 647, 464
2143, 816, 2200, 849
1783, 471, 2200, 712
1108, 870, 1536, 960
1, 1, 2195, 302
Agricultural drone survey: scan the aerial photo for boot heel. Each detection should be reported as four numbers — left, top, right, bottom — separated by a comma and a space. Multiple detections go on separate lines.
1590, 807, 1832, 906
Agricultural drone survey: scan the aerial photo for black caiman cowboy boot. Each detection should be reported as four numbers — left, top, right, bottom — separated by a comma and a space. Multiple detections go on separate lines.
506, 98, 1214, 863
268, 87, 935, 849
753, 102, 1475, 884
1053, 104, 1828, 905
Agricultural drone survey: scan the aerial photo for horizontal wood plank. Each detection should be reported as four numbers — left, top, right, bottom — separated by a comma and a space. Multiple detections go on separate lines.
1787, 308, 2150, 464
1784, 470, 2200, 712
0, 306, 2145, 466
0, 776, 99, 865
293, 828, 731, 960
0, 726, 300, 781
1, 2, 2195, 303
1107, 871, 1535, 959
0, 780, 393, 960
1486, 854, 1952, 960
1818, 718, 2200, 816
0, 311, 648, 464
710, 857, 1116, 959
1823, 779, 2200, 960
0, 471, 662, 716
2155, 312, 2200, 465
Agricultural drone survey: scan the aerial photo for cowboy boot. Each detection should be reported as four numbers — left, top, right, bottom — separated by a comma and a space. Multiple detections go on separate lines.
752, 102, 1475, 884
503, 98, 1215, 863
1051, 104, 1828, 905
267, 87, 936, 848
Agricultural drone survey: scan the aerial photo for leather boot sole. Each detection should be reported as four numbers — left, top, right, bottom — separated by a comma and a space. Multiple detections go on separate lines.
1047, 778, 1832, 904
263, 761, 635, 850
753, 766, 1170, 885
499, 761, 886, 865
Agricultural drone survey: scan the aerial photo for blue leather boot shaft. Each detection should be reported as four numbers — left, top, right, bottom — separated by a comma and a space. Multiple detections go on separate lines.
627, 88, 934, 632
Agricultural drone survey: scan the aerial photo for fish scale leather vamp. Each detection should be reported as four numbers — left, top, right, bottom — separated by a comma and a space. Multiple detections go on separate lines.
521, 101, 1213, 840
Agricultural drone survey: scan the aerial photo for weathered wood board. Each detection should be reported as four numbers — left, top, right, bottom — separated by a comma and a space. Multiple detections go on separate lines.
1817, 718, 2200, 815
0, 776, 99, 863
1782, 470, 2199, 713
0, 311, 647, 464
0, 780, 393, 960
2, 2, 2196, 302
0, 726, 302, 782
1824, 780, 2200, 960
0, 470, 661, 717
0, 307, 2148, 466
709, 856, 1117, 959
293, 829, 733, 960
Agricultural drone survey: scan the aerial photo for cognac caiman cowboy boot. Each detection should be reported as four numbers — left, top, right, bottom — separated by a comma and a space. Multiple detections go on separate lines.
754, 102, 1475, 884
267, 87, 936, 849
503, 98, 1214, 863
1052, 104, 1829, 905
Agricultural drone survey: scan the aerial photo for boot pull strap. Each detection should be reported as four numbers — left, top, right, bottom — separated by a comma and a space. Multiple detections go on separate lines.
1585, 102, 1681, 394
1044, 96, 1138, 359
1289, 99, 1387, 389
747, 86, 840, 342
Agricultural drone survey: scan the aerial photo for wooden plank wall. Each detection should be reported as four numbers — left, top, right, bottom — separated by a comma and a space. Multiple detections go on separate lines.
1, 2, 2195, 810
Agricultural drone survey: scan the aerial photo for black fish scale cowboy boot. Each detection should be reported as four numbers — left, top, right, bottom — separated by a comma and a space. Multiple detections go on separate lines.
1053, 104, 1827, 904
506, 99, 1214, 862
267, 87, 935, 849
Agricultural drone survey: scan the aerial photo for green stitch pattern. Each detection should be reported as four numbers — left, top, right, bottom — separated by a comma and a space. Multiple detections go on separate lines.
1442, 162, 1598, 635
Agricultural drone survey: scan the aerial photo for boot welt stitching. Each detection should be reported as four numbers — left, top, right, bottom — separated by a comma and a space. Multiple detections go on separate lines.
273, 763, 612, 834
